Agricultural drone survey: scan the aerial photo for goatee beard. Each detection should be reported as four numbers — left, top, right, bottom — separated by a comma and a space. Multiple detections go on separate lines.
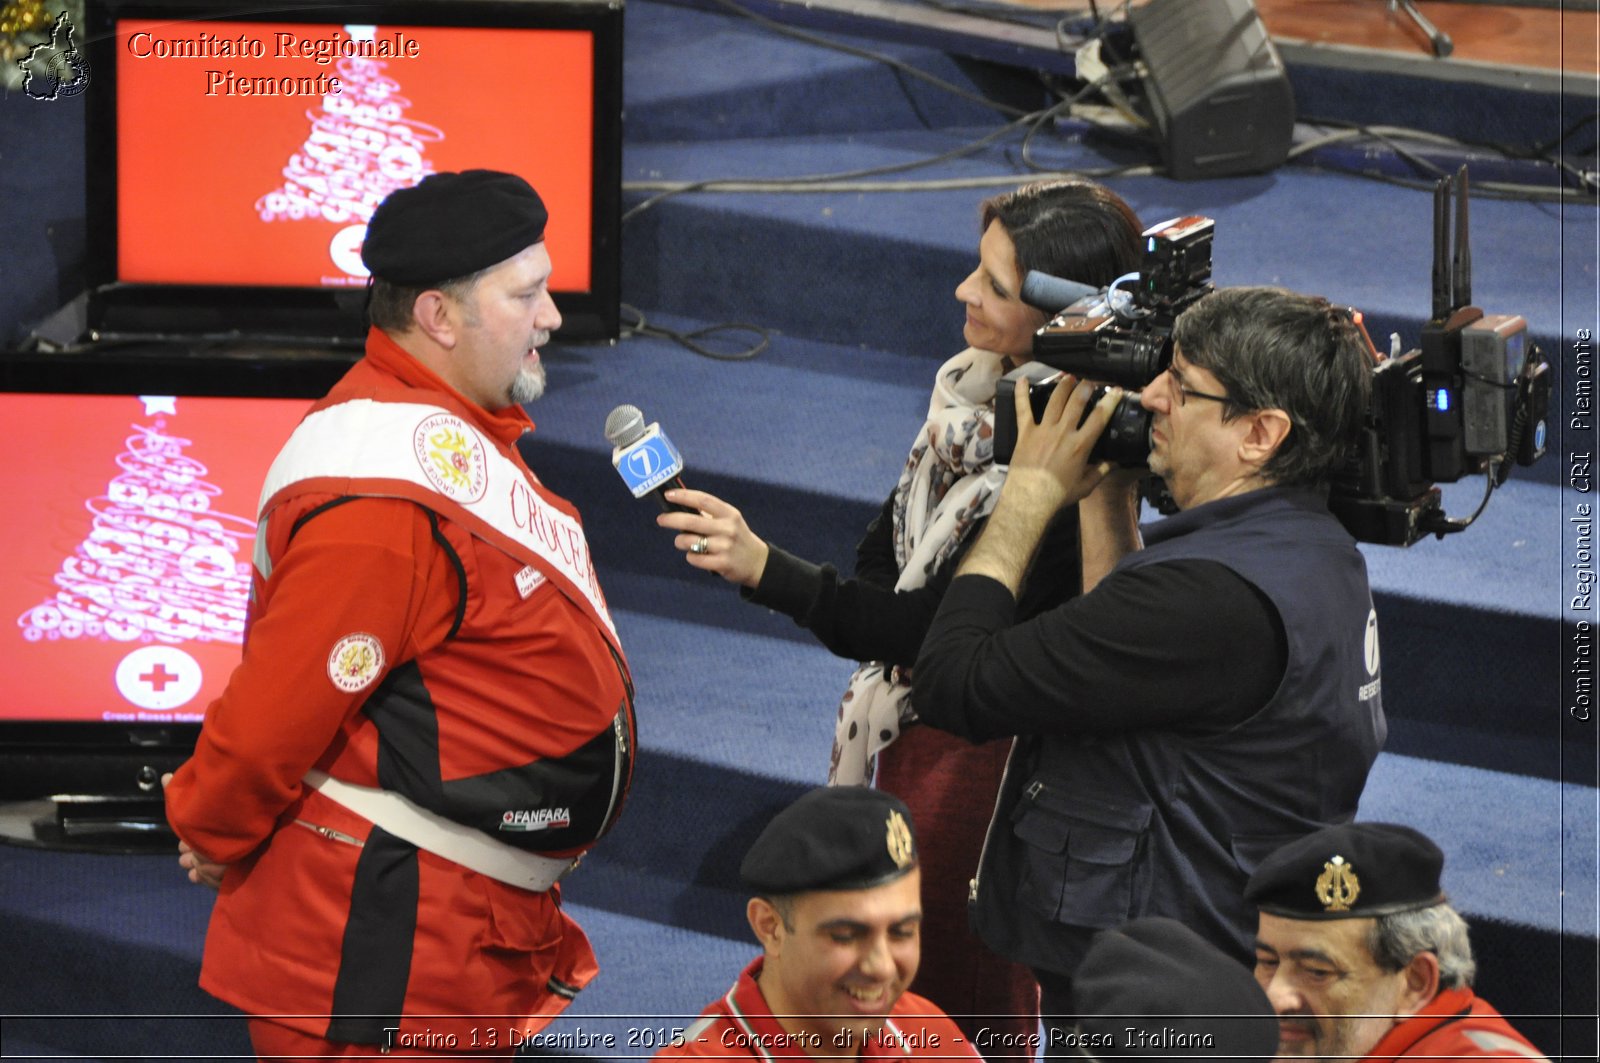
511, 363, 546, 405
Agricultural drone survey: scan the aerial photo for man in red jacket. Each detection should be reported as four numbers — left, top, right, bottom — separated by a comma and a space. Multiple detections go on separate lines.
1246, 823, 1548, 1063
164, 170, 635, 1060
658, 786, 981, 1062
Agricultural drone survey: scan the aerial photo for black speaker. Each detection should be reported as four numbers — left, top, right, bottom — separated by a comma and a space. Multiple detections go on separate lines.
1129, 0, 1295, 180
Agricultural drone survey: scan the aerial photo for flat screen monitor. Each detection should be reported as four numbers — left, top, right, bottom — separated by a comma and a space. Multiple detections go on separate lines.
0, 352, 347, 848
81, 0, 623, 345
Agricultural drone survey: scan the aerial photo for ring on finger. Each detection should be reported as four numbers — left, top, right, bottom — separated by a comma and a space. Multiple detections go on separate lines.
690, 536, 710, 555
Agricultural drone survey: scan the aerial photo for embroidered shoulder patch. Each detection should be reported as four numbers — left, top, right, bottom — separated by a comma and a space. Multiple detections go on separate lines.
327, 633, 385, 693
412, 413, 489, 503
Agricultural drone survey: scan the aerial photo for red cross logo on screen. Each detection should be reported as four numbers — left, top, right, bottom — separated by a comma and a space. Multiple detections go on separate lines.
115, 647, 203, 711
140, 663, 178, 692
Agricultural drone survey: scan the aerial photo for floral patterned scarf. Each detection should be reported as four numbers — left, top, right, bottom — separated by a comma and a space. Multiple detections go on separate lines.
829, 347, 1008, 784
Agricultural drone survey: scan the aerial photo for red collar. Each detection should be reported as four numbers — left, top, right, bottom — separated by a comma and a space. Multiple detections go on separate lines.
719, 958, 803, 1058
1361, 987, 1479, 1063
362, 326, 536, 448
714, 958, 911, 1061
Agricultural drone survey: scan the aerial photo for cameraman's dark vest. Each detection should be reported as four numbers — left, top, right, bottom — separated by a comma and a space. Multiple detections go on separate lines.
969, 486, 1386, 979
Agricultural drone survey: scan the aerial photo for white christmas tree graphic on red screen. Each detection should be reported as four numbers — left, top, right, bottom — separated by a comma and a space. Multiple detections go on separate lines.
16, 397, 257, 713
255, 25, 442, 280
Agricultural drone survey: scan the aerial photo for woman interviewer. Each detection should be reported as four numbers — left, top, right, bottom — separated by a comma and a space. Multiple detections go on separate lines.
658, 179, 1143, 1046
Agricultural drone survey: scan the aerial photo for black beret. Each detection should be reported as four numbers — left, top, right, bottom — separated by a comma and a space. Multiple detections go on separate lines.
362, 170, 548, 286
1245, 822, 1446, 920
1074, 918, 1279, 1063
741, 786, 918, 895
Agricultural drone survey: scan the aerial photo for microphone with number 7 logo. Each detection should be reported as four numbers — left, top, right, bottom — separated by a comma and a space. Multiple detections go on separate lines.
604, 404, 697, 514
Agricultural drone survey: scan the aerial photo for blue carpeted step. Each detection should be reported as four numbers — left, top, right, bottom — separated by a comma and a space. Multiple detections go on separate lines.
593, 590, 1600, 945
611, 600, 844, 782
0, 846, 252, 1060
623, 0, 1044, 143
608, 557, 1584, 783
589, 538, 1580, 782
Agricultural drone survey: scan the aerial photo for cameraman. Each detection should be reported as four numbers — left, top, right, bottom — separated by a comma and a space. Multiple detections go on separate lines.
910, 286, 1388, 1034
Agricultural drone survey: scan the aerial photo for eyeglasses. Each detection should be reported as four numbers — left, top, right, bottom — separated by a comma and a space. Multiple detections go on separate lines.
1167, 365, 1231, 407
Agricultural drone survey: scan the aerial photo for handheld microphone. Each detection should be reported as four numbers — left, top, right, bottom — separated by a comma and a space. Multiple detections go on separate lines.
604, 404, 697, 513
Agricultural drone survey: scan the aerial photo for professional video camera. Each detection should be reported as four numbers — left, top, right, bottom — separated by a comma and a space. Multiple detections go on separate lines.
993, 212, 1213, 468
994, 167, 1550, 547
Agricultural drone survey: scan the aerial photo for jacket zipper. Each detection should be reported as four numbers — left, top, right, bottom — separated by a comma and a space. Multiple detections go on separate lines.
294, 818, 365, 847
600, 712, 628, 830
599, 641, 635, 834
969, 738, 1019, 904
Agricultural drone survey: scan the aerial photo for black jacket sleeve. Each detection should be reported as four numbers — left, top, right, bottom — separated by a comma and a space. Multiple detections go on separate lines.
746, 493, 1082, 668
852, 493, 900, 590
910, 559, 1287, 742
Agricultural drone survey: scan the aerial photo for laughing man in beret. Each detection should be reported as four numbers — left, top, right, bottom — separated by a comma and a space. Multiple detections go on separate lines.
165, 170, 636, 1059
658, 787, 982, 1061
1246, 823, 1548, 1063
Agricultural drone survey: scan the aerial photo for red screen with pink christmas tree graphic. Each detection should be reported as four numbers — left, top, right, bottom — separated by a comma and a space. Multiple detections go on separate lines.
115, 19, 594, 290
2, 394, 310, 723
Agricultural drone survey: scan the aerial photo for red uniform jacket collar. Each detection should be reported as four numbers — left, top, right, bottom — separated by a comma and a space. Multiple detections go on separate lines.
709, 958, 913, 1060
361, 325, 537, 447
1362, 987, 1479, 1063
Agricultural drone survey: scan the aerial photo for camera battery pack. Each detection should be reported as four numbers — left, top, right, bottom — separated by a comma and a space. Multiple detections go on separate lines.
1460, 314, 1527, 456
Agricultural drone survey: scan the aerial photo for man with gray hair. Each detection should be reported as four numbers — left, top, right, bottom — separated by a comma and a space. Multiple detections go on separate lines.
911, 287, 1389, 1033
1246, 822, 1548, 1063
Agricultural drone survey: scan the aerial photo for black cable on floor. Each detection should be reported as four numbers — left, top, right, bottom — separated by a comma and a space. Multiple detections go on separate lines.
621, 304, 773, 362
